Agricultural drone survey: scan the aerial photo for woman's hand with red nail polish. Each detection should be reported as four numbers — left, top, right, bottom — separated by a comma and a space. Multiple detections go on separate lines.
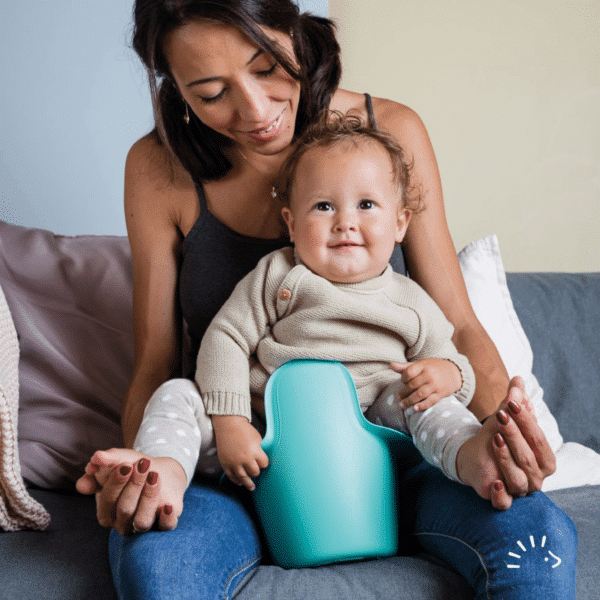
77, 448, 186, 535
490, 376, 555, 495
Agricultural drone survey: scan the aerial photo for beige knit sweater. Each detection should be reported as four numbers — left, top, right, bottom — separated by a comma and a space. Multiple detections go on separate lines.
197, 247, 474, 421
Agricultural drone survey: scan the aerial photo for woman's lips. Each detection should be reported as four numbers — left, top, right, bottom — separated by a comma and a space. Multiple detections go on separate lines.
244, 110, 285, 142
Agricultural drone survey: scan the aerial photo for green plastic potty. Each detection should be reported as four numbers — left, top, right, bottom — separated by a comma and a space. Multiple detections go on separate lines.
252, 359, 414, 569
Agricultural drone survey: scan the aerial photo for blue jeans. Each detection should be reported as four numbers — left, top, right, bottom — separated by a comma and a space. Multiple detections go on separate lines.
108, 483, 261, 600
400, 461, 577, 600
108, 461, 577, 600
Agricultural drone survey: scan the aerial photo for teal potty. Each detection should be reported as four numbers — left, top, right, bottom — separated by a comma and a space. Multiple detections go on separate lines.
252, 359, 413, 569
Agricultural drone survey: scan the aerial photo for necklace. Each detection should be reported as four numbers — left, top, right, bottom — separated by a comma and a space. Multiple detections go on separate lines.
237, 149, 278, 199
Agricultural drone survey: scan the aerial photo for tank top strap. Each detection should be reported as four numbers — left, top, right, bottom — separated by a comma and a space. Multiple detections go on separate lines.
364, 93, 377, 129
194, 180, 209, 212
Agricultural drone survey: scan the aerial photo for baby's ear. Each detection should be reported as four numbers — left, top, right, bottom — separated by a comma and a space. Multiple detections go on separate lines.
281, 207, 295, 241
395, 209, 411, 243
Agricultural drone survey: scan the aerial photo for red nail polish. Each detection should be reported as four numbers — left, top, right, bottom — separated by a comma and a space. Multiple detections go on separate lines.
120, 465, 132, 477
138, 458, 150, 474
508, 399, 521, 415
494, 433, 505, 447
147, 471, 158, 485
496, 409, 509, 426
494, 481, 504, 492
164, 505, 173, 516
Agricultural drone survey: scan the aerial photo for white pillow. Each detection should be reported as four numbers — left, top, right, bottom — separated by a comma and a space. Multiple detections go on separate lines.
457, 235, 563, 452
458, 235, 600, 491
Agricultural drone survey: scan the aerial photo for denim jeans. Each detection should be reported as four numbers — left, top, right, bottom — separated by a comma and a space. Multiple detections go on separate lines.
108, 460, 576, 600
108, 483, 261, 600
401, 461, 577, 600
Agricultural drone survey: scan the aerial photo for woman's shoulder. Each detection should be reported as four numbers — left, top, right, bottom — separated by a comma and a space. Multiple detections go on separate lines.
331, 89, 429, 141
126, 132, 195, 193
125, 132, 199, 229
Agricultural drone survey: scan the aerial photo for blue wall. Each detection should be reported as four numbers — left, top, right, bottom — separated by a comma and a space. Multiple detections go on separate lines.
0, 0, 328, 236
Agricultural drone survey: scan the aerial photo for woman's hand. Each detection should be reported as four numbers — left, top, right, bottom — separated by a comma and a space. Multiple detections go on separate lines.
212, 416, 269, 492
391, 358, 462, 412
76, 448, 187, 535
456, 376, 556, 510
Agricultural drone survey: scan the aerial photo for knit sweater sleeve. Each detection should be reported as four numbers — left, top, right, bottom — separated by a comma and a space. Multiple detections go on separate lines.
403, 282, 475, 407
195, 249, 290, 421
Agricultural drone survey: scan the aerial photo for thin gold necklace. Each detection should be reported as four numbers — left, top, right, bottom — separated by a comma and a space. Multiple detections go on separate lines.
237, 148, 278, 199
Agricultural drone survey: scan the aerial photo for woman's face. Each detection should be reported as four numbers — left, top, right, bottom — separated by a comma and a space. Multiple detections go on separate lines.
164, 20, 301, 157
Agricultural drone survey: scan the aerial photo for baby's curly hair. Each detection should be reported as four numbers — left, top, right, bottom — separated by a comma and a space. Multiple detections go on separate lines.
277, 112, 423, 213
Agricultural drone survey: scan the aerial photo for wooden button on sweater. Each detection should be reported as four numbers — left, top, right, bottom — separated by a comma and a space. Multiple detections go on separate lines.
279, 289, 291, 301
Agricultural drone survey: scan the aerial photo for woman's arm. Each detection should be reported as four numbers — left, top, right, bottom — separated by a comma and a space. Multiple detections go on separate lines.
376, 99, 508, 420
120, 135, 188, 446
370, 97, 555, 501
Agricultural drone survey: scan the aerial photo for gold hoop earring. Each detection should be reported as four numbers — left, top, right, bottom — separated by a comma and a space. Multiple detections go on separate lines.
183, 103, 190, 125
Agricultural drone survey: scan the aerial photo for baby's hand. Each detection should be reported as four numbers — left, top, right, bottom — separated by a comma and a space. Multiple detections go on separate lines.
391, 358, 462, 412
212, 415, 269, 491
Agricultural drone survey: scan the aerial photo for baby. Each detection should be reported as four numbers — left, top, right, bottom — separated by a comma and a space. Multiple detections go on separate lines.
83, 114, 482, 521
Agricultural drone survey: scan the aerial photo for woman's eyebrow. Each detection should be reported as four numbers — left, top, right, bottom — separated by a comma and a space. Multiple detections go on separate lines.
186, 49, 264, 89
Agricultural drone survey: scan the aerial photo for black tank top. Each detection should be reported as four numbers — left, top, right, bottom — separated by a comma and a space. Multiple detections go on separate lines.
179, 94, 407, 364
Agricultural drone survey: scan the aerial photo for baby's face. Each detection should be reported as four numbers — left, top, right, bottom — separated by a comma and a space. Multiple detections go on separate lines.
282, 141, 410, 283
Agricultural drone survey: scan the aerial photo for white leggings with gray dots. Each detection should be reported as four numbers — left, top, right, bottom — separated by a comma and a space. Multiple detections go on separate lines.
133, 379, 222, 484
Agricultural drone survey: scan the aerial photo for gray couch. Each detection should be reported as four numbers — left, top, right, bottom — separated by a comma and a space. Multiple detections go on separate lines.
0, 222, 598, 599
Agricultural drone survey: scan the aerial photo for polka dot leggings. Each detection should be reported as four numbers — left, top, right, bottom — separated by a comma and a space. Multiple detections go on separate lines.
133, 379, 222, 484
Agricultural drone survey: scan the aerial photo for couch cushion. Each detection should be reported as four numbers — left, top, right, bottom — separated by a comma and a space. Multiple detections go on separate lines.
0, 221, 133, 489
2, 485, 598, 600
0, 488, 117, 600
546, 485, 600, 600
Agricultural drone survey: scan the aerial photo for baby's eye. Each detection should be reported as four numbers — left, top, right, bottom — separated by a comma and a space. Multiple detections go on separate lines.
358, 199, 375, 209
314, 202, 333, 211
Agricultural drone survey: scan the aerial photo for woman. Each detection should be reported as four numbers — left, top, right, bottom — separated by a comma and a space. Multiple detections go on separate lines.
77, 1, 571, 598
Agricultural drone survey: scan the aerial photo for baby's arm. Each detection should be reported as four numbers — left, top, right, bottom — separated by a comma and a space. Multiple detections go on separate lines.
390, 358, 462, 412
212, 415, 269, 491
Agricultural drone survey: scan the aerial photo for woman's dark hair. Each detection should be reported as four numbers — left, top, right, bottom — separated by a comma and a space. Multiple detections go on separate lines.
132, 0, 341, 181
278, 112, 424, 214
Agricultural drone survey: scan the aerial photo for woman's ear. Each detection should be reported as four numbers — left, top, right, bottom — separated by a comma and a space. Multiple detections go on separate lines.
281, 207, 295, 242
395, 209, 411, 244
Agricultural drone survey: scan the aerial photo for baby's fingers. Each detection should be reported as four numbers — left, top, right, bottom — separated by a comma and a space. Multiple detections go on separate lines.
399, 384, 435, 409
406, 394, 442, 413
226, 467, 255, 491
391, 362, 421, 384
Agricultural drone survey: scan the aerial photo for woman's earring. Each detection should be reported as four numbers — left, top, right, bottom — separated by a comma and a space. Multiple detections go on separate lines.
183, 103, 190, 125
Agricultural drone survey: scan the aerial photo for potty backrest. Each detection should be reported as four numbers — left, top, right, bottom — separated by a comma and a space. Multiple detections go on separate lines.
252, 360, 406, 568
